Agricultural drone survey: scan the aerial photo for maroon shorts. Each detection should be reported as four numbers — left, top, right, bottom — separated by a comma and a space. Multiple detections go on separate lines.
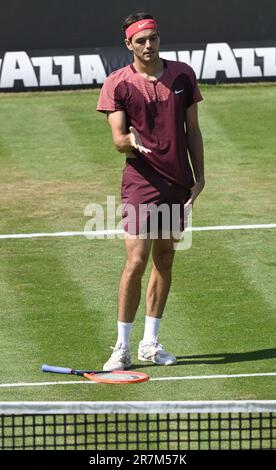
121, 159, 191, 236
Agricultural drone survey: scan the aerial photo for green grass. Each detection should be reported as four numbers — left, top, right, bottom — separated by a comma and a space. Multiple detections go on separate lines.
0, 85, 276, 403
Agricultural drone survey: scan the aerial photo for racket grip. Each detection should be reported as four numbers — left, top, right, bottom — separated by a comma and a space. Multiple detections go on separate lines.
42, 364, 72, 374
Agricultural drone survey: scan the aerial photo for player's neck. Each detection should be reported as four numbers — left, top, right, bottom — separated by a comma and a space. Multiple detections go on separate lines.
133, 56, 164, 80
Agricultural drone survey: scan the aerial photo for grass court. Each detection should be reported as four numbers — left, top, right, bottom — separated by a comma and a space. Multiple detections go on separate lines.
0, 84, 275, 402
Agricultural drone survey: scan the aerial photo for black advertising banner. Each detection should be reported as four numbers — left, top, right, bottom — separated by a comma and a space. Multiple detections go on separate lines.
0, 41, 275, 92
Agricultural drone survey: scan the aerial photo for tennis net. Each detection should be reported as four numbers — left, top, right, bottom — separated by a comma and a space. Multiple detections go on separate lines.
1, 401, 276, 450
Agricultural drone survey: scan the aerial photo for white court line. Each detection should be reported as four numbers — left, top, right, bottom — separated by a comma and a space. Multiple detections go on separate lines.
1, 372, 276, 388
150, 372, 276, 381
0, 224, 275, 240
0, 380, 93, 388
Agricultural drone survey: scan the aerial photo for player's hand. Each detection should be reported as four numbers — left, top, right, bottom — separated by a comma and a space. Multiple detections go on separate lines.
129, 126, 151, 155
184, 178, 205, 207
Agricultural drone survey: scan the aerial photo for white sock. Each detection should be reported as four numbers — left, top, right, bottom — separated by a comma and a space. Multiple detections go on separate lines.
116, 321, 132, 349
142, 316, 161, 343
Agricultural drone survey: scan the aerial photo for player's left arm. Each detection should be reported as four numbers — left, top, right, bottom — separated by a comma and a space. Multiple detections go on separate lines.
185, 103, 205, 207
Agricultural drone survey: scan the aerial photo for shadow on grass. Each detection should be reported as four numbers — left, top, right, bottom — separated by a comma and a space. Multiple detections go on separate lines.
175, 348, 276, 365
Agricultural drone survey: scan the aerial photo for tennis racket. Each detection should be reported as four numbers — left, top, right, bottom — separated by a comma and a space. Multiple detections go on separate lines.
42, 364, 149, 384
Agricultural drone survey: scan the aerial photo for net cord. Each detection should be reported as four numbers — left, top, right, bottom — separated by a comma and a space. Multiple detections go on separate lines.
1, 400, 276, 415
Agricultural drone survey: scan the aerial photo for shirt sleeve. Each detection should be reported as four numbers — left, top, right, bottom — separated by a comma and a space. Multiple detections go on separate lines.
96, 74, 125, 113
186, 66, 203, 108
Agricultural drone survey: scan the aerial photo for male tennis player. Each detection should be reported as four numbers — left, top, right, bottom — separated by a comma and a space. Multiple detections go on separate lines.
97, 12, 205, 370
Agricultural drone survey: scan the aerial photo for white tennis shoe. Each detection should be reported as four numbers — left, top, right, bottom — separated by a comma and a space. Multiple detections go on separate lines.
138, 339, 177, 365
103, 343, 132, 371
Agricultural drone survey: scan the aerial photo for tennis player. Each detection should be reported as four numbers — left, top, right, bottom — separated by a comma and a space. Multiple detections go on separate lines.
97, 12, 205, 370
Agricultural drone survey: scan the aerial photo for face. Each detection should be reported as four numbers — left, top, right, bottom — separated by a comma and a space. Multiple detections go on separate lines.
125, 29, 160, 63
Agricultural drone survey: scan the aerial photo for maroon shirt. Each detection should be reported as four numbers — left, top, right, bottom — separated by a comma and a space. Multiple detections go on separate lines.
97, 59, 203, 188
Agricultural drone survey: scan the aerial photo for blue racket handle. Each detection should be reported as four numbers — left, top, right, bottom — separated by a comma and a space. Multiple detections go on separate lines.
42, 365, 72, 374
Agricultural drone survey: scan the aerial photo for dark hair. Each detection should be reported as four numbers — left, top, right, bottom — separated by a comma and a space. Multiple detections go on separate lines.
122, 12, 155, 33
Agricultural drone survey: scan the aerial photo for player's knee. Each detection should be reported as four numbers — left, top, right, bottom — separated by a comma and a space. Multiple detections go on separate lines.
125, 256, 148, 278
154, 250, 174, 273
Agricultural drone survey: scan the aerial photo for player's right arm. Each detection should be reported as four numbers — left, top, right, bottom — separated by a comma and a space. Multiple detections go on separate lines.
107, 110, 133, 153
107, 111, 151, 155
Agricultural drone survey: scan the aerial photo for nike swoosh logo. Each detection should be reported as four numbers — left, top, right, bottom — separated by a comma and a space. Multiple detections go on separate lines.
175, 89, 185, 94
138, 22, 150, 29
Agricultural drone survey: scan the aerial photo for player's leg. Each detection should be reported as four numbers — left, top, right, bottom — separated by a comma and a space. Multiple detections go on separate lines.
118, 234, 152, 323
138, 235, 177, 365
103, 235, 152, 370
146, 236, 175, 319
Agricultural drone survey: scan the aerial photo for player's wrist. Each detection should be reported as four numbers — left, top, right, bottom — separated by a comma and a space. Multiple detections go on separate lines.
128, 132, 136, 150
114, 134, 135, 153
